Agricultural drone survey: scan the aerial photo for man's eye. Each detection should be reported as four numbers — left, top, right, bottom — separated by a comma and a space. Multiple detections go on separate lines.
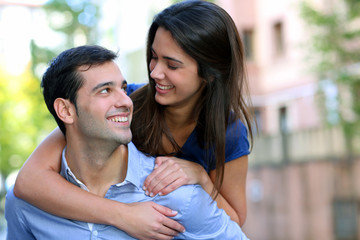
100, 88, 110, 94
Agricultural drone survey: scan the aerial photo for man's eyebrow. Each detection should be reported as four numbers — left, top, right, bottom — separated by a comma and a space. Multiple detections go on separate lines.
91, 82, 114, 92
151, 47, 183, 64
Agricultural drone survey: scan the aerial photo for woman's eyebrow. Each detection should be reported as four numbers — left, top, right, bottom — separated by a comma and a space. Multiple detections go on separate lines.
164, 56, 183, 64
151, 47, 183, 64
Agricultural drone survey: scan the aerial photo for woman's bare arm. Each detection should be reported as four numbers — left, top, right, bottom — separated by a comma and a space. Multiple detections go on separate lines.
13, 127, 185, 240
14, 128, 65, 200
209, 155, 248, 226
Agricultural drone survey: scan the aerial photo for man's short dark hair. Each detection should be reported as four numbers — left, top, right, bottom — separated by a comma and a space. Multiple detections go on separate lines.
41, 45, 117, 135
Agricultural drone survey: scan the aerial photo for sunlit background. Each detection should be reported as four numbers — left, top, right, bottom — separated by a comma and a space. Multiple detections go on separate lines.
0, 0, 359, 239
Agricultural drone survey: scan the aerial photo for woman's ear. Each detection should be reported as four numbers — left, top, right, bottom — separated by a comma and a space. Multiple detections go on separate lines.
54, 98, 75, 124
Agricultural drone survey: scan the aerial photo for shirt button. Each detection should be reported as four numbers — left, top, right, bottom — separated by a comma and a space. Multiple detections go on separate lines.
93, 230, 98, 236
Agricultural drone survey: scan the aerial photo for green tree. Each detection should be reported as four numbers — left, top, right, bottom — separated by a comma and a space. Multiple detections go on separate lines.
31, 0, 100, 77
300, 0, 360, 159
0, 0, 100, 191
0, 66, 56, 179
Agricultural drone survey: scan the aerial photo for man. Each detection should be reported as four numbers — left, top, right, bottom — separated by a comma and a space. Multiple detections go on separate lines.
5, 45, 249, 239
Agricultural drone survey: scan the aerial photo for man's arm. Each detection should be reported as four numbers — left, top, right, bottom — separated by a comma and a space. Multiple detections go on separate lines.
175, 185, 249, 240
5, 185, 36, 240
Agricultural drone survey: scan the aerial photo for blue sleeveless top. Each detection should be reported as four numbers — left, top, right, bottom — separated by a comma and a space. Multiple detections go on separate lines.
128, 83, 250, 173
176, 120, 249, 173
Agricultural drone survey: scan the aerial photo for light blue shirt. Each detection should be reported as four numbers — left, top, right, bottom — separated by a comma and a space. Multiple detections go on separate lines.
5, 142, 249, 240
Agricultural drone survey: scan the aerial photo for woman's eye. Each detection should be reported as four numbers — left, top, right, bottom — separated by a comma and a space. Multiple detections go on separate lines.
151, 50, 158, 59
168, 65, 178, 70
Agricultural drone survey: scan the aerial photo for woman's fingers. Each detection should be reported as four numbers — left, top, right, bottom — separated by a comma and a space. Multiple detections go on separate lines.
151, 171, 188, 196
158, 178, 188, 196
144, 159, 182, 193
144, 157, 199, 196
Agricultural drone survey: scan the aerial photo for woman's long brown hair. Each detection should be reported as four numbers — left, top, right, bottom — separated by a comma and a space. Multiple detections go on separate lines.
130, 0, 254, 197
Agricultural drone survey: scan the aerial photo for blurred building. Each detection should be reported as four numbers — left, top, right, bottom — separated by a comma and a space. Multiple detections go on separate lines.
216, 0, 360, 239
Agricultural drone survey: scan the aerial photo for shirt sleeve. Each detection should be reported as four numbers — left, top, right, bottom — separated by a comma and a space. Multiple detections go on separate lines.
5, 185, 36, 240
225, 119, 250, 163
176, 185, 250, 240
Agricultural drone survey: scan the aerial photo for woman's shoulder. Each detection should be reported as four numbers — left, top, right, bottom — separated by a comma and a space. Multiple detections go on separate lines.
225, 118, 250, 161
226, 118, 248, 137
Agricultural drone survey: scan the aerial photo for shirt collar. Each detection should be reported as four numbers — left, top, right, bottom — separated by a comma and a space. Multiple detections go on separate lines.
115, 142, 141, 188
60, 147, 89, 191
60, 142, 143, 190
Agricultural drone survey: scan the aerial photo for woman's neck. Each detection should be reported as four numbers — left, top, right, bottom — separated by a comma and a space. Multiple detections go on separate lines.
164, 106, 196, 130
162, 106, 197, 151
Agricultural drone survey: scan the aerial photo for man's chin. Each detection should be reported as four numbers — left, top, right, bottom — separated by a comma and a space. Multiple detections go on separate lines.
115, 133, 132, 145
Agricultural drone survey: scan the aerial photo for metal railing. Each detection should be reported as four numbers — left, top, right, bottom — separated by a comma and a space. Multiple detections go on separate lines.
249, 125, 359, 167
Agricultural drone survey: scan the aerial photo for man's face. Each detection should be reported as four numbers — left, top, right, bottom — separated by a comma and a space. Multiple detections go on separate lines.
73, 61, 133, 145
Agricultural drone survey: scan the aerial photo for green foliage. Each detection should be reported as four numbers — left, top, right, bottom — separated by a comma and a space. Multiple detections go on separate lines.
31, 0, 100, 77
0, 67, 56, 176
300, 0, 360, 157
0, 0, 100, 177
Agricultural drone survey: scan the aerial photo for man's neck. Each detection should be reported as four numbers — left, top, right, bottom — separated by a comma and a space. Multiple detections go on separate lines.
65, 138, 128, 197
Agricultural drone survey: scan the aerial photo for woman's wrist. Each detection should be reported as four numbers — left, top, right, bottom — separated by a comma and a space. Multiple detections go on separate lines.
199, 167, 212, 193
101, 199, 128, 229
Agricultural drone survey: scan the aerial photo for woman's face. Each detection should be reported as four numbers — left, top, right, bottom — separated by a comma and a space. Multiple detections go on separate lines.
149, 27, 204, 109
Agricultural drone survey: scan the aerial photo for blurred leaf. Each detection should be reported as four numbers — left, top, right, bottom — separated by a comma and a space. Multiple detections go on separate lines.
300, 0, 360, 157
31, 0, 100, 77
0, 66, 56, 176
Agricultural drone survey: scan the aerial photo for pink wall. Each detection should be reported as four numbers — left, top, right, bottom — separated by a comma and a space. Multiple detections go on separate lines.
244, 157, 360, 240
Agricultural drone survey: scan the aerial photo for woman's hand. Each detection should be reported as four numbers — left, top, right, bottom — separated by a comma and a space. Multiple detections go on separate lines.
120, 202, 184, 240
143, 156, 209, 197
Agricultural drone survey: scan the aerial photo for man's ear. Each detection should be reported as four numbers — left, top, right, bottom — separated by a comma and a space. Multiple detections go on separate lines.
54, 98, 75, 124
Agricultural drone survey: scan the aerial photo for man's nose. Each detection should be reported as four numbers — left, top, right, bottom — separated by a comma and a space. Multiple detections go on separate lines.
114, 89, 133, 108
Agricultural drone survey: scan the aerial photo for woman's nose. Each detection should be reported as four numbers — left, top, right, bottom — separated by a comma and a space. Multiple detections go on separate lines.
150, 62, 165, 80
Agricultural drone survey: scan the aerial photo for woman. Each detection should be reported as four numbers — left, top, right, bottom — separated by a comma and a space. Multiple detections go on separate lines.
14, 1, 254, 239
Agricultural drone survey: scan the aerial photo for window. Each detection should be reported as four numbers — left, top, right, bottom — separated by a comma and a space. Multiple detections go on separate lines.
279, 106, 288, 134
319, 79, 339, 125
273, 21, 284, 56
242, 29, 254, 60
279, 106, 289, 163
333, 200, 358, 240
253, 108, 262, 134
